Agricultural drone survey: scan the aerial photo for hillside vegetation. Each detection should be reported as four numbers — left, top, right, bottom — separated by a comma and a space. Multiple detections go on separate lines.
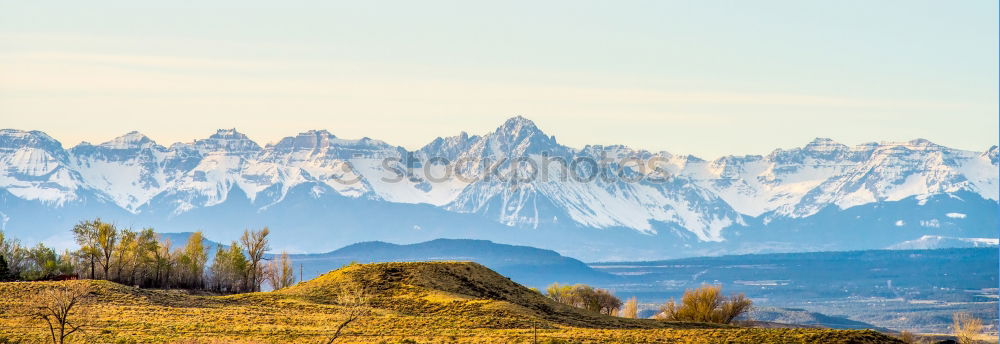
0, 262, 903, 343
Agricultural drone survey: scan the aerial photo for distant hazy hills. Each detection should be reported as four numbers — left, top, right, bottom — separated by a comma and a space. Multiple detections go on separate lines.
289, 238, 616, 288
744, 307, 890, 332
592, 247, 998, 333
2, 117, 997, 260
887, 235, 998, 250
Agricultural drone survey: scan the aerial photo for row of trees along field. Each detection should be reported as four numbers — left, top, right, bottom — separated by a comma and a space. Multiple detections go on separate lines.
0, 219, 297, 292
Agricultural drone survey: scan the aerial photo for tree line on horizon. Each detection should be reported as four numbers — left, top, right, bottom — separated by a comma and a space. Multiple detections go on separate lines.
0, 219, 297, 293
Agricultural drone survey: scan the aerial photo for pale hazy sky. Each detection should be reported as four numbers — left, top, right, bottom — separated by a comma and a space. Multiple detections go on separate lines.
1, 1, 997, 158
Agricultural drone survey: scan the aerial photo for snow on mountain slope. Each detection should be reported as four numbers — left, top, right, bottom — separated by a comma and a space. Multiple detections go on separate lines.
0, 117, 996, 243
260, 130, 376, 199
441, 117, 743, 240
672, 138, 999, 220
160, 129, 266, 213
0, 129, 86, 205
69, 132, 179, 212
260, 129, 468, 205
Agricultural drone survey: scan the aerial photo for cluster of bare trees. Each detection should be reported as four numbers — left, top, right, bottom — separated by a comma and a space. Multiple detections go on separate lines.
265, 251, 297, 291
545, 282, 623, 315
0, 219, 298, 293
207, 227, 287, 293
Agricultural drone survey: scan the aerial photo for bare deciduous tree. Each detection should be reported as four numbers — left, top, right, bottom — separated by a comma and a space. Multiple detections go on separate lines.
621, 296, 638, 319
32, 283, 91, 344
896, 331, 918, 344
658, 284, 752, 324
240, 227, 270, 292
953, 312, 983, 344
326, 282, 371, 344
265, 251, 296, 290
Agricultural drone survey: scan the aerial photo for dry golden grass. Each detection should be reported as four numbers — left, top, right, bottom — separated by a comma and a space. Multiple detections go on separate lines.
0, 262, 904, 343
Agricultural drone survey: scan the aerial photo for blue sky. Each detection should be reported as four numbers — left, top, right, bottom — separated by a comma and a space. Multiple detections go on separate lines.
1, 1, 996, 158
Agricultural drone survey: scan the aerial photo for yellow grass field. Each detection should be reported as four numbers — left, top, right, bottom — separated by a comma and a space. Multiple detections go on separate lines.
0, 262, 903, 343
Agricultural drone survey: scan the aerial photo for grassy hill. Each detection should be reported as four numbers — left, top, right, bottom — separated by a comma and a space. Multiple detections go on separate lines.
0, 262, 903, 343
289, 239, 618, 288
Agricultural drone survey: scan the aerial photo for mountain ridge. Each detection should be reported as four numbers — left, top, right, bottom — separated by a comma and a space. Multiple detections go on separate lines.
1, 117, 996, 259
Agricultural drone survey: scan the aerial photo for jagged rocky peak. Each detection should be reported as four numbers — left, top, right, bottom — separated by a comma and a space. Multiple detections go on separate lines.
265, 130, 400, 163
578, 144, 652, 161
194, 128, 262, 154
494, 116, 546, 140
985, 145, 999, 165
482, 116, 564, 155
767, 137, 853, 163
419, 131, 483, 160
428, 131, 474, 147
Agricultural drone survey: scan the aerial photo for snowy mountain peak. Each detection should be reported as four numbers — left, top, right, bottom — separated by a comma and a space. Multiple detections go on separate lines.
419, 131, 483, 161
98, 131, 160, 150
906, 138, 938, 147
803, 137, 847, 151
495, 116, 545, 138
194, 129, 261, 154
480, 116, 563, 156
268, 130, 339, 152
0, 129, 64, 152
0, 123, 996, 248
0, 129, 81, 205
206, 128, 253, 141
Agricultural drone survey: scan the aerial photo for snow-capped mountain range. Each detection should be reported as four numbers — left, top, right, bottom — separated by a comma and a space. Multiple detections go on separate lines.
1, 117, 996, 260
